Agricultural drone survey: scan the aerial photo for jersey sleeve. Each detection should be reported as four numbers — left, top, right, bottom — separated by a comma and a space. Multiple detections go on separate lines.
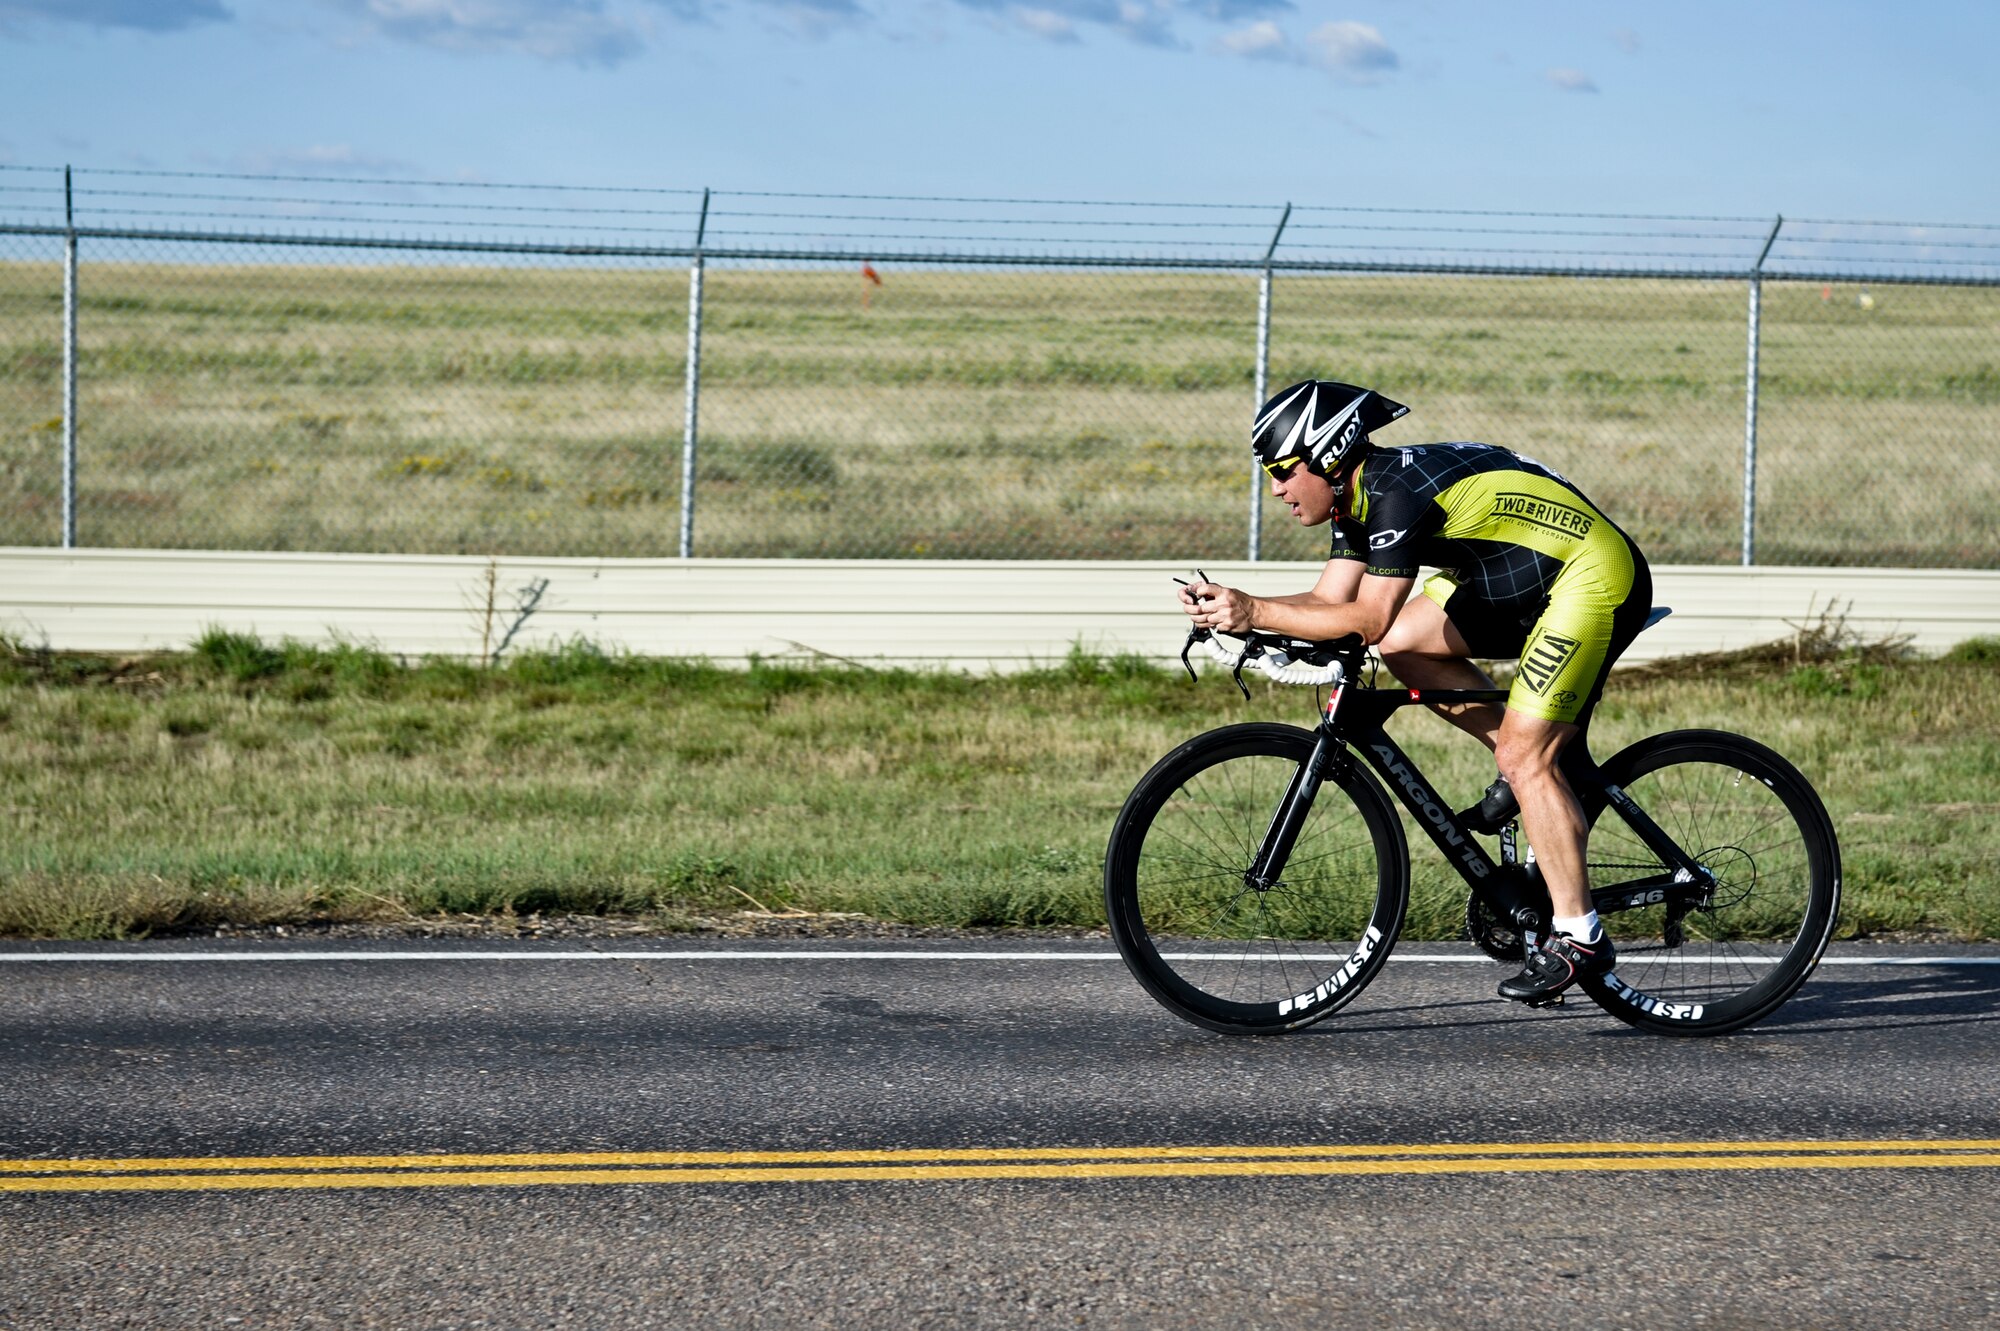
1327, 515, 1369, 563
1357, 477, 1439, 579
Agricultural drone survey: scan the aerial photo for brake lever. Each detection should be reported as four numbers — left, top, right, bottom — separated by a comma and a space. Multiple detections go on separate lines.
1174, 569, 1215, 685
1228, 651, 1252, 701
1179, 626, 1206, 683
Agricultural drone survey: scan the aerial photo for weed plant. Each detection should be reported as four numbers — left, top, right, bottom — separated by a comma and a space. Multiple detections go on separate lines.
2, 630, 1996, 940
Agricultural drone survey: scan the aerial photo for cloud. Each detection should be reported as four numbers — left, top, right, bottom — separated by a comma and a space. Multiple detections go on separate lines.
1304, 20, 1396, 82
1189, 0, 1290, 17
1113, 0, 1177, 47
951, 0, 1178, 49
1611, 26, 1639, 54
0, 0, 231, 33
1213, 18, 1286, 59
1012, 7, 1078, 42
321, 0, 647, 66
1212, 16, 1399, 84
1545, 66, 1598, 93
747, 0, 868, 40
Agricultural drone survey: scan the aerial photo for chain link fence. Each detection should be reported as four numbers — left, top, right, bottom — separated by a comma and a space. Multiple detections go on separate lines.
3, 167, 1996, 565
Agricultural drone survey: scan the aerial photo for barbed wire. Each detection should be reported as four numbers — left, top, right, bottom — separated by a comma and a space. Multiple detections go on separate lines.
709, 209, 1276, 230
32, 204, 1994, 253
1788, 216, 2000, 232
53, 165, 707, 196
75, 188, 705, 220
1286, 221, 1771, 243
1289, 204, 1773, 225
1, 165, 1993, 277
47, 207, 706, 237
720, 188, 1271, 209
1778, 234, 2000, 253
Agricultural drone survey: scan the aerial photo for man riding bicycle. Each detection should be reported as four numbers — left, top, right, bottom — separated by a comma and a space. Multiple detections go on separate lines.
1178, 379, 1654, 1005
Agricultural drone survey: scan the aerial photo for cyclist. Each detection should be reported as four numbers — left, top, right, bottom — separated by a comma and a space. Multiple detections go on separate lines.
1178, 379, 1653, 1005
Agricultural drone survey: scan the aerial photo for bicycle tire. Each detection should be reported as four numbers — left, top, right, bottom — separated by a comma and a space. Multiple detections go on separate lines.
1104, 722, 1409, 1034
1577, 729, 1841, 1036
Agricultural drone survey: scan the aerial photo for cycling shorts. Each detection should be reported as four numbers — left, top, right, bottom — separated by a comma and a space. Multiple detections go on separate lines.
1422, 540, 1653, 727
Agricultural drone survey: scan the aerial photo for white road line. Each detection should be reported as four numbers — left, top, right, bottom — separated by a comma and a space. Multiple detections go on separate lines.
0, 950, 1995, 965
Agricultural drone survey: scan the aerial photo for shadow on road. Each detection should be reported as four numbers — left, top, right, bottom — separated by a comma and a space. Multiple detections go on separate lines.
1279, 962, 2000, 1039
1750, 963, 2000, 1036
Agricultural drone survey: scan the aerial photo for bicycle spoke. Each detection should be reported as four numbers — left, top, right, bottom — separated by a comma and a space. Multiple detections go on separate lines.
1580, 736, 1837, 1035
1109, 725, 1406, 1030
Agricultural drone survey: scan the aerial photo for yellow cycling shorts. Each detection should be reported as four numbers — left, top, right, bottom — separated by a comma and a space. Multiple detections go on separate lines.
1422, 542, 1651, 726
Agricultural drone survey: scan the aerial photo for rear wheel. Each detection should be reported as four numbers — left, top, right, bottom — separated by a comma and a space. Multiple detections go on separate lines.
1578, 730, 1840, 1036
1104, 723, 1409, 1034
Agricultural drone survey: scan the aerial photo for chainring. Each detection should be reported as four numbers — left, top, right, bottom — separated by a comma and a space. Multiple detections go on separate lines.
1465, 892, 1526, 964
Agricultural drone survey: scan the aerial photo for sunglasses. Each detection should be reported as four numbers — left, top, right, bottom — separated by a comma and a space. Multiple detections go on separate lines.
1261, 455, 1302, 481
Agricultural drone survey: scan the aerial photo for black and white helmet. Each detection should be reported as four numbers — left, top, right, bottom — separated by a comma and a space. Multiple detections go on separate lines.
1251, 380, 1409, 479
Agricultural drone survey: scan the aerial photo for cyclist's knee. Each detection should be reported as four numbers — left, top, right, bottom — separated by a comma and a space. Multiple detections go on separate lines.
1375, 620, 1421, 660
1493, 720, 1575, 790
1493, 741, 1539, 789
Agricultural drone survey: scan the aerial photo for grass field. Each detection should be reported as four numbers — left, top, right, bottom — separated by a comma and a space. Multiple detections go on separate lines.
3, 630, 1995, 941
2, 260, 1995, 564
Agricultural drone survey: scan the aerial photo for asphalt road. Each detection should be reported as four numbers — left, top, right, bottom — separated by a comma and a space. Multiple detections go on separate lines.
2, 939, 1997, 1329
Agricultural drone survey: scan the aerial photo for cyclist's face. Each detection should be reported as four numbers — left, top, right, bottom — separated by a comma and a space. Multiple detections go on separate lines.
1270, 463, 1335, 526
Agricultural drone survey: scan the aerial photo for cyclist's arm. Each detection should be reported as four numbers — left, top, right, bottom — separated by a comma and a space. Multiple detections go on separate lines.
1243, 567, 1414, 644
1186, 560, 1413, 645
1182, 558, 1359, 618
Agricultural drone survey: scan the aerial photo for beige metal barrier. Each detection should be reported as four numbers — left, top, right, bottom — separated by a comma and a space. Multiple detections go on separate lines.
3, 549, 1995, 668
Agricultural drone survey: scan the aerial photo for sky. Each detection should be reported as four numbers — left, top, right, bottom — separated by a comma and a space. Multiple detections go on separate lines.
2, 0, 1997, 229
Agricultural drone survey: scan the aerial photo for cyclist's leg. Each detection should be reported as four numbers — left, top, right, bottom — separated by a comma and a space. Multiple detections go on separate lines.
1495, 548, 1652, 922
1494, 710, 1589, 916
1493, 623, 1616, 1002
1377, 577, 1516, 748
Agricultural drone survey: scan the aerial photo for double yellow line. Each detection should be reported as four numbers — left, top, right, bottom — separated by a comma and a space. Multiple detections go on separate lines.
4, 1139, 1998, 1194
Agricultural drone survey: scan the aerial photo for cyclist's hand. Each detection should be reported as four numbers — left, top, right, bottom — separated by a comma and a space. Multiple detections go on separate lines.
1182, 582, 1255, 635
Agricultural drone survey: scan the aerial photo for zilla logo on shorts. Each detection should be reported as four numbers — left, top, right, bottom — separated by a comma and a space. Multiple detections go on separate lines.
1518, 630, 1581, 696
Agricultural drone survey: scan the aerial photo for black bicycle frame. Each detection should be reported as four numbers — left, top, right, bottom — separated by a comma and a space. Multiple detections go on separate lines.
1250, 679, 1713, 929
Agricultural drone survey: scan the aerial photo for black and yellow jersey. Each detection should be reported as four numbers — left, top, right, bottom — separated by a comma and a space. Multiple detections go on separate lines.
1329, 441, 1638, 615
1329, 440, 1650, 724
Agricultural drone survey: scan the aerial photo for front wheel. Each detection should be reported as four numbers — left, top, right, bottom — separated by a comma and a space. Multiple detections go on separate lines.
1578, 730, 1841, 1036
1104, 723, 1409, 1034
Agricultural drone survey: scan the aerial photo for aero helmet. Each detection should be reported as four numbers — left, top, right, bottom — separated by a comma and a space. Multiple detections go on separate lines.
1251, 380, 1409, 479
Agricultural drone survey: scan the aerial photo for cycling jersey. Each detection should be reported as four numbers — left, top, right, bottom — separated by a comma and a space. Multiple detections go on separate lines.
1328, 441, 1651, 725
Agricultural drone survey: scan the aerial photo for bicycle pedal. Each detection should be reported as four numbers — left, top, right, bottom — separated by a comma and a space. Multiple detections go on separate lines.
1521, 992, 1566, 1010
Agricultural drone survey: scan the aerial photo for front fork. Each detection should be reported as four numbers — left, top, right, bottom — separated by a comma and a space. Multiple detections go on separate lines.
1245, 729, 1340, 890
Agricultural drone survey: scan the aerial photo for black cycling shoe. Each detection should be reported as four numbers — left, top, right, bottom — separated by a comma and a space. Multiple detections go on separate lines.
1462, 775, 1519, 835
1498, 933, 1615, 1007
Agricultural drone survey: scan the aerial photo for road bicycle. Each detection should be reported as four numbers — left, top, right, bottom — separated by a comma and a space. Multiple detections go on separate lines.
1103, 606, 1842, 1037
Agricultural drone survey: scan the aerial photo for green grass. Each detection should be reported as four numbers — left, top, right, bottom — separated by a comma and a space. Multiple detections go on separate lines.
3, 630, 1996, 940
2, 263, 1996, 563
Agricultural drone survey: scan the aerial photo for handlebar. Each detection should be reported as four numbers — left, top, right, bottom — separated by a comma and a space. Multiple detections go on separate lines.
1173, 570, 1370, 699
1180, 626, 1368, 699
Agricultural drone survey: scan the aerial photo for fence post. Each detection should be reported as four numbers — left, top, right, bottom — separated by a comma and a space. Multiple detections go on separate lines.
677, 188, 710, 560
1250, 202, 1291, 562
61, 165, 78, 549
1741, 214, 1783, 566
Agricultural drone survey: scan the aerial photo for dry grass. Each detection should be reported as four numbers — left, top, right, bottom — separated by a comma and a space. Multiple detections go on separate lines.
2, 263, 1996, 561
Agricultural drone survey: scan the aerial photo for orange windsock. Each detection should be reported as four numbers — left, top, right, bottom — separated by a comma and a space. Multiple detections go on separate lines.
862, 261, 883, 286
